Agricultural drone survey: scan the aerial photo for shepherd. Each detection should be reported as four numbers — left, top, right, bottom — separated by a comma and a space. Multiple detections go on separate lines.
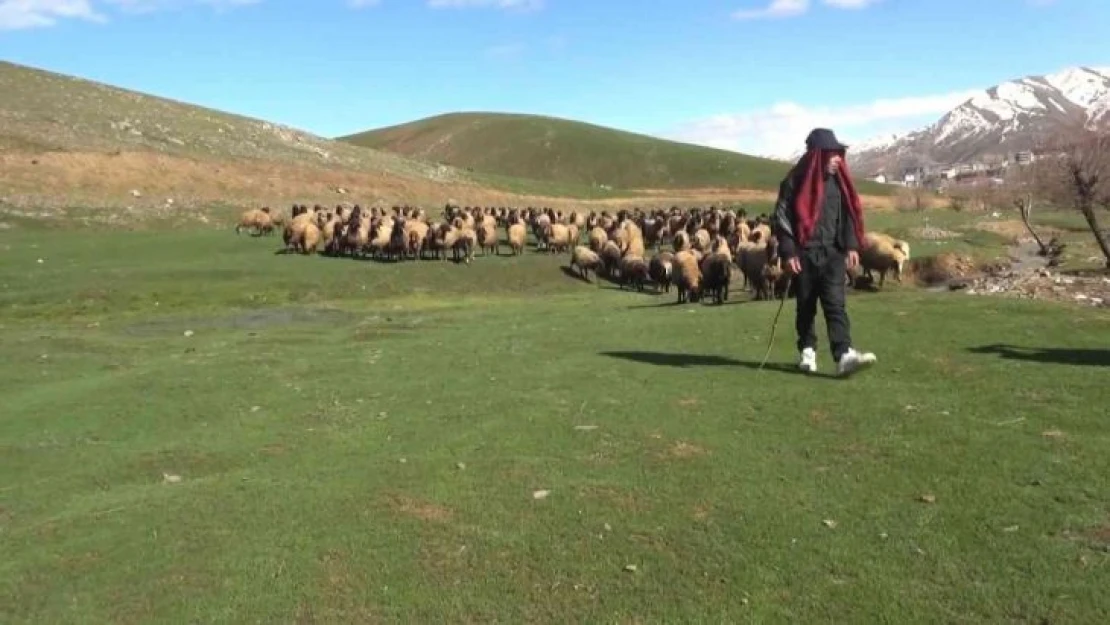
771, 128, 877, 376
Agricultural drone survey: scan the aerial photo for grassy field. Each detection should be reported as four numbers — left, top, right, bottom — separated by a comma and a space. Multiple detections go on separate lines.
339, 112, 893, 197
2, 208, 1109, 623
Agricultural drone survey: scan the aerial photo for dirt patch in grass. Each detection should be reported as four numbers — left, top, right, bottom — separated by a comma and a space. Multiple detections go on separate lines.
656, 440, 710, 461
911, 253, 980, 286
385, 493, 453, 523
692, 502, 713, 521
258, 443, 288, 457
305, 549, 383, 624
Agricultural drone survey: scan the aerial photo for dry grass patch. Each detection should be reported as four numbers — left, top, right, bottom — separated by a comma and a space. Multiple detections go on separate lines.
385, 493, 453, 523
656, 440, 710, 461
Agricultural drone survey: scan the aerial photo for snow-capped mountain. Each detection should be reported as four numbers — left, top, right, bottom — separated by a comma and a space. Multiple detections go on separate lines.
850, 66, 1110, 178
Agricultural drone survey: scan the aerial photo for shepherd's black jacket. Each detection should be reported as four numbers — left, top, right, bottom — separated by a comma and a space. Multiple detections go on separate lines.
771, 165, 860, 262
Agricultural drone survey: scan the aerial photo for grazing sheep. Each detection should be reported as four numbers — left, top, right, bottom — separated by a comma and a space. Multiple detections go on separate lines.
569, 245, 603, 282
236, 208, 273, 236
648, 251, 674, 293
674, 250, 702, 304
618, 255, 650, 292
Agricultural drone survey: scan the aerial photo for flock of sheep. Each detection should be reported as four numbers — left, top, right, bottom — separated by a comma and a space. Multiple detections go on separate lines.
235, 202, 912, 303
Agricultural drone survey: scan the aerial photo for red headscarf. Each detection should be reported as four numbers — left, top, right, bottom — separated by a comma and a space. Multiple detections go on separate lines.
792, 149, 866, 250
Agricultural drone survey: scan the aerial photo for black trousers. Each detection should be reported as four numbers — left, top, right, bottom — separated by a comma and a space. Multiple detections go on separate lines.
795, 246, 852, 361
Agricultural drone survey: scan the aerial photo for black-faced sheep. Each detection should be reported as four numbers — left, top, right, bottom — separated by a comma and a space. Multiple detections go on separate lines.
618, 255, 649, 292
648, 251, 674, 293
700, 252, 732, 305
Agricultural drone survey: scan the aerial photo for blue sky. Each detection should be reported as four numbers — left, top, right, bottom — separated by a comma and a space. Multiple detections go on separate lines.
0, 0, 1106, 157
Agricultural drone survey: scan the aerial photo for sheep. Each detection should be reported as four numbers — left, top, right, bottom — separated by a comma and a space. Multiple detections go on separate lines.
674, 250, 702, 304
587, 226, 608, 253
673, 230, 691, 252
599, 240, 623, 279
236, 208, 273, 236
749, 223, 771, 243
543, 223, 572, 254
618, 255, 649, 292
700, 252, 732, 305
477, 221, 499, 256
736, 231, 775, 300
648, 251, 674, 293
692, 228, 711, 252
453, 227, 477, 264
507, 220, 527, 256
569, 245, 603, 282
859, 232, 911, 288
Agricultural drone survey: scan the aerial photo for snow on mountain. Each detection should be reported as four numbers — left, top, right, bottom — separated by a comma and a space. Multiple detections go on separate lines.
850, 66, 1110, 177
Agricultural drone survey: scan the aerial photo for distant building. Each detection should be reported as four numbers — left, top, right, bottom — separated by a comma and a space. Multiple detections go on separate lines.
1014, 150, 1035, 165
870, 173, 888, 184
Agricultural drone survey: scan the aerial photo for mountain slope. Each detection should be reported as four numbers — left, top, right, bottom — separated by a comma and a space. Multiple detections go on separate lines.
340, 112, 890, 195
851, 66, 1110, 177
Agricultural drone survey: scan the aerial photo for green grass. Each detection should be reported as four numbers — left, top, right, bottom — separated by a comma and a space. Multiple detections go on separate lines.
339, 112, 894, 196
2, 225, 1109, 623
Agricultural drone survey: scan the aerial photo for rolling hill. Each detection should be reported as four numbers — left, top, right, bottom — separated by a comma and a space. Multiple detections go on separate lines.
339, 112, 892, 196
0, 60, 892, 223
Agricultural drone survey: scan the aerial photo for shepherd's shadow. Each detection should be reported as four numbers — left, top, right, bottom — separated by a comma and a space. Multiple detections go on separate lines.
598, 350, 835, 377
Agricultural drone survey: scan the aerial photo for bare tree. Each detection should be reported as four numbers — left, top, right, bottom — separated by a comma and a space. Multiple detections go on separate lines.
1002, 157, 1051, 256
1034, 125, 1110, 269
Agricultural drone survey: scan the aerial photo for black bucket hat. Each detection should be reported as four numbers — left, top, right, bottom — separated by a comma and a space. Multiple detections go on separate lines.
805, 128, 848, 152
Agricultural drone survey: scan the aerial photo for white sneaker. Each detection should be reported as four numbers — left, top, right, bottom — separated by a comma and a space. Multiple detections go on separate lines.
798, 347, 817, 373
836, 348, 877, 377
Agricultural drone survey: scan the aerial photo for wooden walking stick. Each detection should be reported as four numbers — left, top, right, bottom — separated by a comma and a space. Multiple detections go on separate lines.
758, 274, 793, 371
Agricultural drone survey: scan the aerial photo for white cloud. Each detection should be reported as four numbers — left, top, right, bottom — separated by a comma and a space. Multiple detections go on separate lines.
664, 89, 980, 159
732, 0, 882, 20
732, 0, 807, 20
426, 0, 543, 11
0, 0, 258, 29
106, 0, 261, 13
0, 0, 104, 30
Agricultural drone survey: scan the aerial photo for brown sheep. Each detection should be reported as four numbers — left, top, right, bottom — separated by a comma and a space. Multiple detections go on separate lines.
599, 240, 622, 279
618, 255, 649, 292
674, 250, 702, 304
588, 227, 608, 253
507, 221, 526, 256
236, 208, 273, 236
477, 221, 499, 256
700, 252, 732, 305
569, 245, 603, 282
859, 232, 911, 288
